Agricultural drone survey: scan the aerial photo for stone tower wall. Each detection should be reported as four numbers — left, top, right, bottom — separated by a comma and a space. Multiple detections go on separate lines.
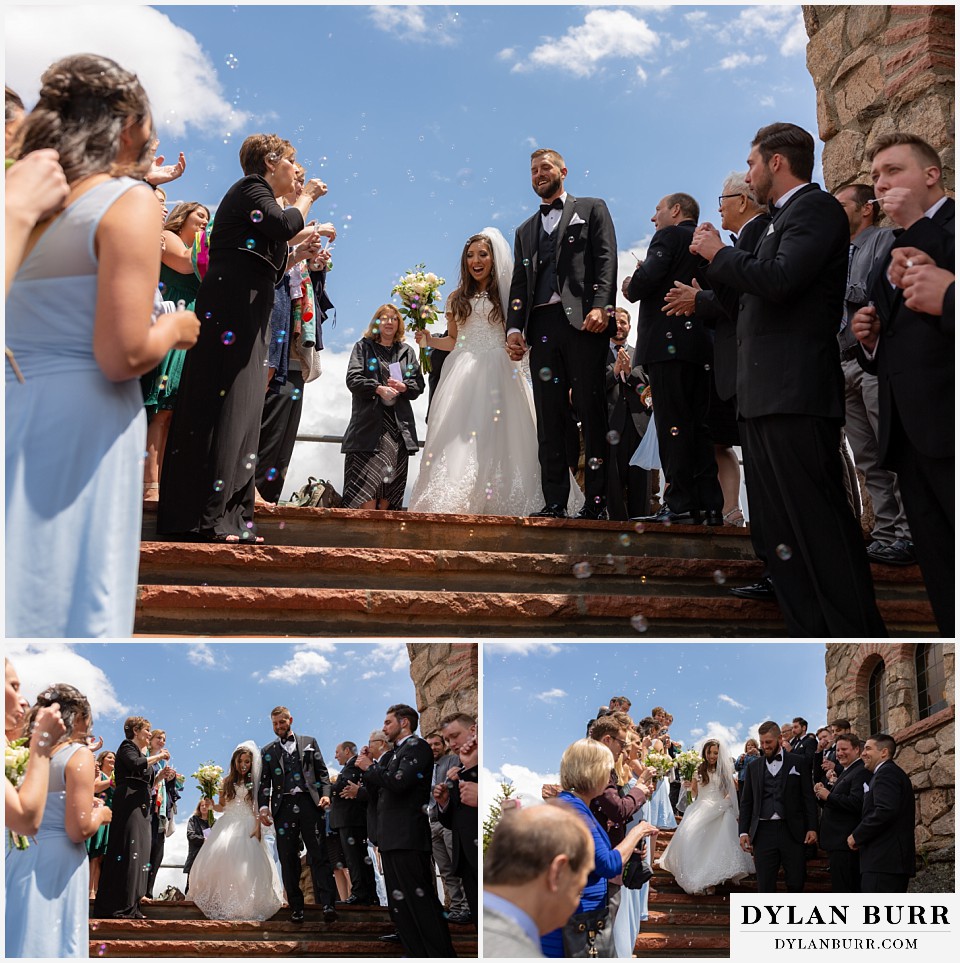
824, 643, 955, 855
803, 5, 955, 192
406, 642, 478, 737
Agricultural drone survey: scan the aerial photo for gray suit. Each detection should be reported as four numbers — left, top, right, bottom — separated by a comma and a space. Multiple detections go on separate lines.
483, 905, 543, 958
429, 753, 468, 915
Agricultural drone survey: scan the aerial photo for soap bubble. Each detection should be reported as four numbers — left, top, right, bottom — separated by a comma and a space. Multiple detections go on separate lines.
221, 330, 235, 346
572, 562, 593, 579
630, 614, 649, 633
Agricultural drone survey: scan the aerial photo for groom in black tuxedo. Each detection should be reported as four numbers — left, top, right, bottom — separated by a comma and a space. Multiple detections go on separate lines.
257, 705, 338, 923
507, 148, 618, 519
738, 720, 818, 892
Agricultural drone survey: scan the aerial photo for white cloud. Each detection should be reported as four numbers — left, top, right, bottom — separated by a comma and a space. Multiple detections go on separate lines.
535, 688, 567, 702
484, 641, 561, 657
688, 720, 744, 750
714, 52, 767, 71
498, 47, 516, 61
5, 643, 128, 721
481, 762, 560, 822
523, 136, 539, 150
759, 95, 776, 109
685, 11, 709, 25
5, 6, 249, 139
369, 6, 457, 46
368, 641, 410, 674
262, 643, 337, 683
718, 694, 748, 711
186, 643, 218, 669
616, 236, 652, 314
361, 670, 385, 681
719, 6, 807, 58
514, 9, 661, 78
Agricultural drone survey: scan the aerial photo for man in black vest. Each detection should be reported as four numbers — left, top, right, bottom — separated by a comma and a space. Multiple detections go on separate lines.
257, 706, 338, 923
626, 192, 723, 525
813, 733, 866, 892
330, 740, 377, 905
356, 703, 455, 957
738, 720, 818, 892
507, 147, 618, 520
789, 717, 818, 757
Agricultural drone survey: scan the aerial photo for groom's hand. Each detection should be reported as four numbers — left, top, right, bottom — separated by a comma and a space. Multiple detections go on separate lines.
804, 830, 818, 846
505, 330, 526, 361
582, 307, 606, 333
739, 833, 752, 853
258, 806, 273, 827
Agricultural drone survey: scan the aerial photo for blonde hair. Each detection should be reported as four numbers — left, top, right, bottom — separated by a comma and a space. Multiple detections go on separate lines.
560, 738, 614, 795
363, 303, 406, 343
615, 730, 641, 786
164, 202, 210, 240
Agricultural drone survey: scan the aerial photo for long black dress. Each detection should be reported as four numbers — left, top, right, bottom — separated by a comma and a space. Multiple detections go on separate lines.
157, 174, 304, 539
92, 740, 152, 919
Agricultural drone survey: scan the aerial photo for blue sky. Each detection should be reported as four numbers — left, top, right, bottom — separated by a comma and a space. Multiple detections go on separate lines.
481, 641, 829, 814
7, 3, 817, 498
6, 641, 417, 891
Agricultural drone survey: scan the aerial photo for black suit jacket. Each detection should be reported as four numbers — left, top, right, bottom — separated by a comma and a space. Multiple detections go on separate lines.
329, 755, 369, 830
626, 220, 711, 366
508, 193, 618, 336
605, 343, 650, 436
738, 750, 818, 845
817, 757, 866, 851
858, 197, 954, 462
257, 734, 331, 816
789, 733, 818, 757
361, 735, 433, 853
694, 214, 772, 401
707, 184, 848, 420
852, 760, 916, 877
437, 764, 478, 878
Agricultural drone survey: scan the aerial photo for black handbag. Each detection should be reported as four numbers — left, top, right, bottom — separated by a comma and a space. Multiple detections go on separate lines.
561, 903, 614, 958
622, 852, 654, 889
288, 476, 342, 508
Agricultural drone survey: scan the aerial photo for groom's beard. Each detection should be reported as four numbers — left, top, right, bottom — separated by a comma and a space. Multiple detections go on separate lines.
535, 174, 563, 199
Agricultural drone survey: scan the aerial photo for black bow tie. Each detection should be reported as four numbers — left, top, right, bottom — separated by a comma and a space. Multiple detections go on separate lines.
769, 753, 782, 762
281, 736, 295, 746
540, 198, 563, 216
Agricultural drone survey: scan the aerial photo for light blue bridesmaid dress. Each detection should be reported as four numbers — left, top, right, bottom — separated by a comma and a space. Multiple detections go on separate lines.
5, 743, 89, 957
5, 177, 149, 637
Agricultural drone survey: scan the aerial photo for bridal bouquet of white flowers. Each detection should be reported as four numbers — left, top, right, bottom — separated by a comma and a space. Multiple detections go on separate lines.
643, 750, 675, 782
391, 264, 445, 373
5, 738, 31, 850
674, 749, 702, 804
192, 762, 224, 826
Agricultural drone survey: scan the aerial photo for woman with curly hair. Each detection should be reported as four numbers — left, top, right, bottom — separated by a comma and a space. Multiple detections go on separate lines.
5, 54, 199, 637
5, 683, 111, 957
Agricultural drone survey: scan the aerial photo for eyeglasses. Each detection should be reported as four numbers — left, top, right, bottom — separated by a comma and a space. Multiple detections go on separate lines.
718, 193, 744, 206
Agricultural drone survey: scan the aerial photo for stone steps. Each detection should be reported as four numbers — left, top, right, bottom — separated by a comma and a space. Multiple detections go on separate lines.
136, 505, 937, 637
89, 902, 477, 957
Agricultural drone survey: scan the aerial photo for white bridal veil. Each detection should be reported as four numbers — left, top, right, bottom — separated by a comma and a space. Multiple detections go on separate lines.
705, 737, 740, 819
478, 226, 514, 319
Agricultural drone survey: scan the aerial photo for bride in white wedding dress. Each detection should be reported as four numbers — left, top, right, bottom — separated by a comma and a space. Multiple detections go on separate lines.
409, 228, 582, 516
658, 739, 754, 894
188, 742, 285, 921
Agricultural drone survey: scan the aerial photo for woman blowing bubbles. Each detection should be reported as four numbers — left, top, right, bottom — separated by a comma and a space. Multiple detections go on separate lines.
158, 133, 328, 543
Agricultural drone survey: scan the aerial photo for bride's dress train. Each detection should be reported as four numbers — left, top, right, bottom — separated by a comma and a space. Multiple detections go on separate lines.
188, 782, 285, 921
409, 293, 583, 516
658, 769, 754, 894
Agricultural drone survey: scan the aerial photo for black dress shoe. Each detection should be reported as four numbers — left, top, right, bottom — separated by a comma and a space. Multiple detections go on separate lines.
337, 895, 359, 905
866, 537, 916, 566
378, 933, 401, 944
729, 576, 776, 600
574, 502, 609, 520
632, 506, 698, 524
322, 904, 338, 922
290, 909, 305, 923
702, 510, 723, 526
530, 504, 567, 518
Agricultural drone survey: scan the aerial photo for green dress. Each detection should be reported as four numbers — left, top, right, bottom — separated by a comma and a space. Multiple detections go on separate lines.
141, 263, 201, 415
86, 783, 115, 859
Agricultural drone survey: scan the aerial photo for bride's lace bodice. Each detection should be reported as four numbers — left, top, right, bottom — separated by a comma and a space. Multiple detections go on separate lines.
451, 294, 506, 354
223, 783, 255, 817
697, 772, 733, 804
